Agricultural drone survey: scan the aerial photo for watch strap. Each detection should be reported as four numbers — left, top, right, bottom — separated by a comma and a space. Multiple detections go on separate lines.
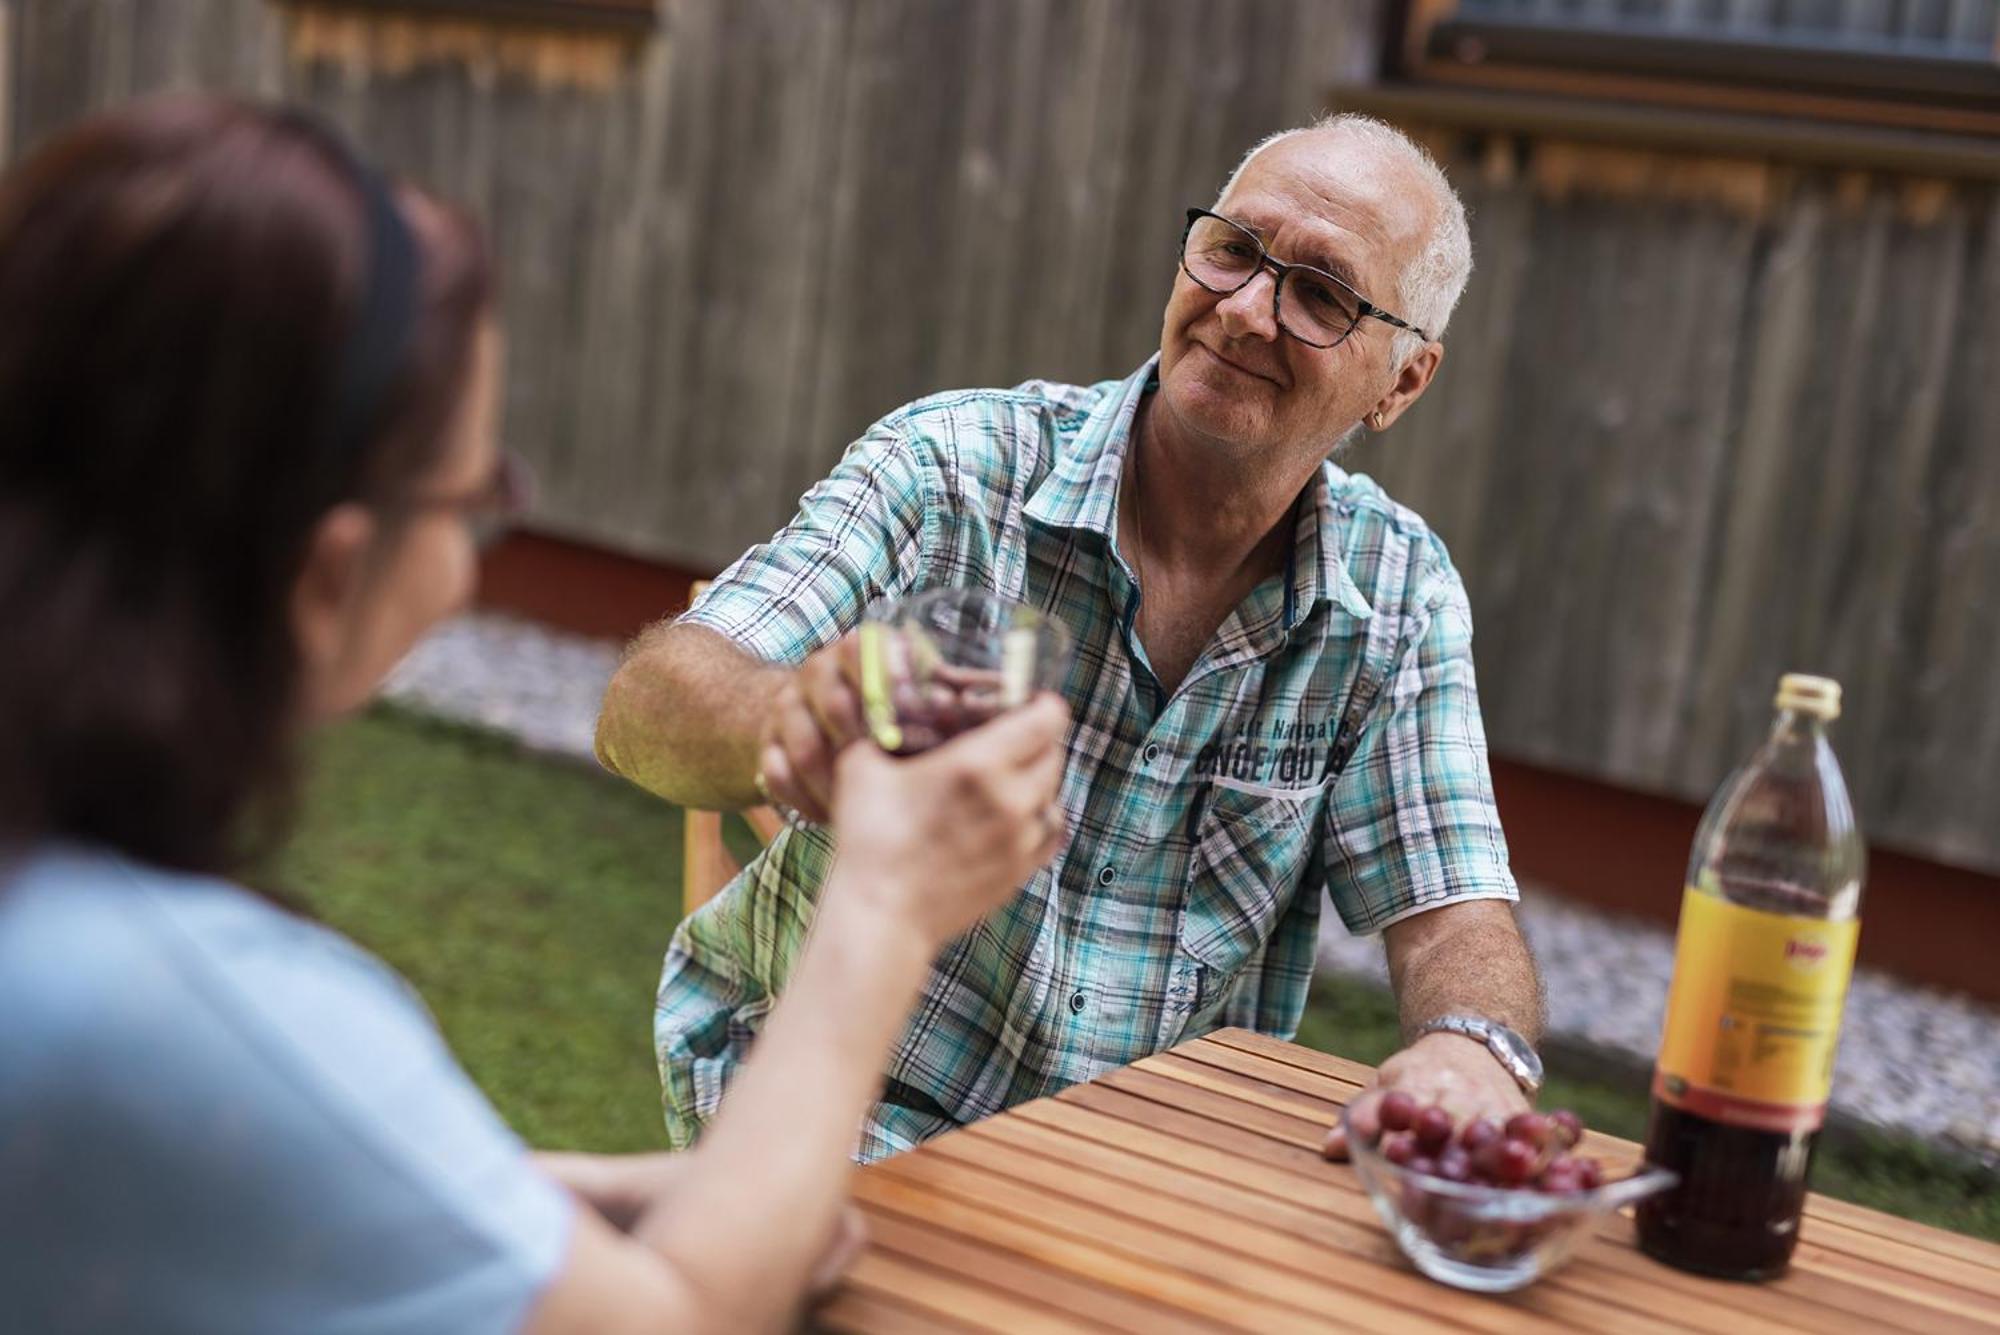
1418, 1014, 1543, 1096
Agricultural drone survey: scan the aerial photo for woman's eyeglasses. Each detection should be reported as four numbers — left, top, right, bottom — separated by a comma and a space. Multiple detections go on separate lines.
392, 449, 535, 549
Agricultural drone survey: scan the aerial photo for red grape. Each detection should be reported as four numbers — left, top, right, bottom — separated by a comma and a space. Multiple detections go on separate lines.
1504, 1111, 1552, 1148
1414, 1105, 1454, 1152
1576, 1158, 1604, 1190
1540, 1163, 1585, 1194
1406, 1154, 1439, 1179
1380, 1131, 1417, 1166
1492, 1138, 1538, 1186
1377, 1090, 1419, 1133
1548, 1109, 1583, 1149
1435, 1145, 1473, 1183
1457, 1116, 1502, 1153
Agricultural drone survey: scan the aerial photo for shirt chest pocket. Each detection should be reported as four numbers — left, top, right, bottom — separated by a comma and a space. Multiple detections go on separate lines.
1179, 780, 1321, 988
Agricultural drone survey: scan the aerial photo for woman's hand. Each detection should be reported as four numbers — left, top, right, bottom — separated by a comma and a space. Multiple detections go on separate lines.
824, 692, 1069, 952
536, 1152, 866, 1298
535, 1152, 698, 1233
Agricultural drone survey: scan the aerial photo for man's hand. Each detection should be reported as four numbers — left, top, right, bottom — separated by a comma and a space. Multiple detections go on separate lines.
1321, 1032, 1529, 1160
1323, 899, 1546, 1159
757, 633, 870, 824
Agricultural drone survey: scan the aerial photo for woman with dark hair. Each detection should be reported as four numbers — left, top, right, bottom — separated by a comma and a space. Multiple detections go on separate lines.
0, 97, 1069, 1333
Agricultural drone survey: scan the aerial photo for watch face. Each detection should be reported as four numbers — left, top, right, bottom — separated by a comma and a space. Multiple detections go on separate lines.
1495, 1026, 1544, 1082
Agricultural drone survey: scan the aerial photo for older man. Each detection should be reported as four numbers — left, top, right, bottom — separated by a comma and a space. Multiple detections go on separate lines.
598, 114, 1544, 1161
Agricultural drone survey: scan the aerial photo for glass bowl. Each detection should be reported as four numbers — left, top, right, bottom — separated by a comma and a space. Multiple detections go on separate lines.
1342, 1104, 1677, 1293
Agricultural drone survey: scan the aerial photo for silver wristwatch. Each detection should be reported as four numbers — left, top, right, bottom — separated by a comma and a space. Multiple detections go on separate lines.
1417, 1014, 1544, 1097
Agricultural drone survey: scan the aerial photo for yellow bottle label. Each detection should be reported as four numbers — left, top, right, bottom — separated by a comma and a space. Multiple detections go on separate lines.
1654, 886, 1859, 1133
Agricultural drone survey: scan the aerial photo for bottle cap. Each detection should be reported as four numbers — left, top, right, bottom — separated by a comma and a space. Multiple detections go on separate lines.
1775, 674, 1841, 720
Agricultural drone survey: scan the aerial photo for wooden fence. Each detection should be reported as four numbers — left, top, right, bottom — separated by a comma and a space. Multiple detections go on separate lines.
5, 0, 1377, 566
8, 0, 2000, 877
1360, 133, 2000, 877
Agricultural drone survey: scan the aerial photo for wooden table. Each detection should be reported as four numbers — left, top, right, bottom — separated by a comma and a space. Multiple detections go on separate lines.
815, 1028, 2000, 1333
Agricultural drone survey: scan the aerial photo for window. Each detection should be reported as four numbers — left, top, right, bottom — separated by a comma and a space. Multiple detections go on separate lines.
278, 0, 658, 30
1393, 0, 2000, 136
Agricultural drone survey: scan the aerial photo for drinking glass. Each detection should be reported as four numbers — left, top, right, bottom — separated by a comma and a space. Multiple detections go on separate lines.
858, 588, 1072, 754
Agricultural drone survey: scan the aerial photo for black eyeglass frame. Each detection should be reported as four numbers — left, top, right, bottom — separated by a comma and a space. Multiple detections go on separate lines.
1179, 207, 1431, 349
389, 448, 537, 549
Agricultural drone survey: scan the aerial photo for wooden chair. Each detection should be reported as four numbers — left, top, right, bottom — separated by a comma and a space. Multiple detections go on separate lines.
683, 804, 786, 918
680, 579, 785, 917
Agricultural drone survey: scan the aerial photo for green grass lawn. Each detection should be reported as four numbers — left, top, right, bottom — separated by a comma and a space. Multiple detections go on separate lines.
281, 706, 680, 1152
282, 705, 1998, 1240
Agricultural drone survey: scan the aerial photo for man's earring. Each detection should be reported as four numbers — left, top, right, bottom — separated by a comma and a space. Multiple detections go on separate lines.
1370, 411, 1387, 430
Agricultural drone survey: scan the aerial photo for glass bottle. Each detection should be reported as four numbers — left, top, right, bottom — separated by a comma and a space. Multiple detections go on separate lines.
1636, 674, 1865, 1281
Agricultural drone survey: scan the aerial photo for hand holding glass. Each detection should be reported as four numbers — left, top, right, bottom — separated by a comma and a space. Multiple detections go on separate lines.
858, 589, 1072, 755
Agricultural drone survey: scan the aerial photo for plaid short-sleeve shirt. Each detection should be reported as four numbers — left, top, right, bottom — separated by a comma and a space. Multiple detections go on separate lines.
657, 356, 1516, 1160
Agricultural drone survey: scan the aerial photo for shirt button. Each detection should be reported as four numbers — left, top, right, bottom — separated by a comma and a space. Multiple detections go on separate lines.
1097, 865, 1117, 887
1143, 743, 1161, 763
1069, 991, 1087, 1014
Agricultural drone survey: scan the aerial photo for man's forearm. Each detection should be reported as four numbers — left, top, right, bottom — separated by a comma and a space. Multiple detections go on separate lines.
1384, 899, 1545, 1044
595, 623, 788, 808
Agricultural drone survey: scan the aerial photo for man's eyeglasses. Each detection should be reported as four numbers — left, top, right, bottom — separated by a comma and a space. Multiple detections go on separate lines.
393, 449, 535, 549
1179, 207, 1430, 350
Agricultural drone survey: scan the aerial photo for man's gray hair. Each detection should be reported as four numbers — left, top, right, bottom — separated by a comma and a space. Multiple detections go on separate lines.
1217, 114, 1472, 365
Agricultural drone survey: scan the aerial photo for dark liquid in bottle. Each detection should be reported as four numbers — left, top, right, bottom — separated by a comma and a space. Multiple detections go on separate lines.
1637, 1101, 1816, 1281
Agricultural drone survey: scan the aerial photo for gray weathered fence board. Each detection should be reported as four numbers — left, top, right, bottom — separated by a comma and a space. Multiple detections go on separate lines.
1365, 157, 2000, 875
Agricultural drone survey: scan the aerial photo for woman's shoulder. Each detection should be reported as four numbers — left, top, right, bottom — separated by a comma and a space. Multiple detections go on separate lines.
0, 844, 573, 1333
0, 844, 417, 1055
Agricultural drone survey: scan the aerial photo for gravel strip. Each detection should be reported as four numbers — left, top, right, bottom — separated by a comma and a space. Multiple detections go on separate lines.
389, 612, 2000, 1163
383, 612, 621, 760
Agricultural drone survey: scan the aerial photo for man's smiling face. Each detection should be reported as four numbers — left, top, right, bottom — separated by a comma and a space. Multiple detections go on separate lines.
1154, 128, 1436, 465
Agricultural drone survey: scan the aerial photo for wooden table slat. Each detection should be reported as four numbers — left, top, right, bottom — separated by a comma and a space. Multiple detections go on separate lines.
834, 1248, 1102, 1334
1007, 1093, 1904, 1335
1059, 1080, 1333, 1176
1181, 1035, 1645, 1167
937, 1111, 1815, 1335
827, 1029, 2000, 1333
1168, 1039, 2000, 1311
1099, 1042, 1998, 1328
856, 1167, 1356, 1333
1066, 1068, 1997, 1331
1804, 1191, 2000, 1271
946, 1120, 1553, 1335
1171, 1036, 1371, 1102
1195, 1029, 1990, 1269
878, 1135, 1499, 1334
1091, 1064, 1330, 1143
852, 1203, 1210, 1335
1135, 1050, 1348, 1118
1781, 1238, 2000, 1324
811, 1285, 987, 1335
1798, 1216, 2000, 1301
1200, 1028, 1379, 1088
